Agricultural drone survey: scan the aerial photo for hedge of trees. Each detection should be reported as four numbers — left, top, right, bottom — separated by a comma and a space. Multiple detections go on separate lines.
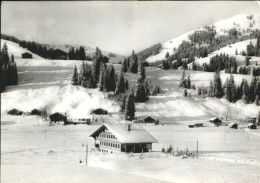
0, 43, 18, 92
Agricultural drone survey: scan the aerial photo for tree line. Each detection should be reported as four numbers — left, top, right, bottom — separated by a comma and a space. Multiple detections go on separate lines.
197, 71, 260, 105
0, 43, 18, 92
1, 34, 91, 60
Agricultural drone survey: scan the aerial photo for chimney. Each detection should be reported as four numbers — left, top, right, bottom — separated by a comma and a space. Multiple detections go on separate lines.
127, 124, 131, 131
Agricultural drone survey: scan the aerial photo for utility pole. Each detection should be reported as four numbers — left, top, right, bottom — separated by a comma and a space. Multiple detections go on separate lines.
196, 140, 198, 159
86, 144, 88, 166
45, 129, 47, 141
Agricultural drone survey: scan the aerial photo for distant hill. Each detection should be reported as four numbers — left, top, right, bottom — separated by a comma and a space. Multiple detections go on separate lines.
145, 14, 260, 64
1, 34, 124, 63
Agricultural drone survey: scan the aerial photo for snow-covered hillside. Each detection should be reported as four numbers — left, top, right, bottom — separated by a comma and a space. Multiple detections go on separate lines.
1, 39, 42, 59
2, 39, 259, 121
146, 14, 260, 63
1, 39, 119, 118
188, 39, 260, 68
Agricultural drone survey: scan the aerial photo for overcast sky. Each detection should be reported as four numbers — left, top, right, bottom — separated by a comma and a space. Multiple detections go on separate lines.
1, 1, 260, 56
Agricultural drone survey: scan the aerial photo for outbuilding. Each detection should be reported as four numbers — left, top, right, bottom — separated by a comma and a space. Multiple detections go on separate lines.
139, 116, 159, 124
89, 123, 158, 153
91, 108, 108, 115
228, 123, 238, 129
49, 112, 67, 123
7, 109, 23, 115
30, 109, 42, 116
248, 123, 257, 129
209, 117, 222, 126
22, 52, 33, 59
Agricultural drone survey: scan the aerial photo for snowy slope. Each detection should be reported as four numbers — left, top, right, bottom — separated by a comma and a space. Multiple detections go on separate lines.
1, 39, 42, 59
1, 40, 119, 118
188, 39, 260, 68
146, 14, 260, 63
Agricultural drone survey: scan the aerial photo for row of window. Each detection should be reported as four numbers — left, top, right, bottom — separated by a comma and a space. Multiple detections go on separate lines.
100, 141, 120, 148
99, 133, 117, 139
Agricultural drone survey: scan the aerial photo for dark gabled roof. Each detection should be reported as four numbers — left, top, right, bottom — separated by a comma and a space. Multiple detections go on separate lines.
7, 109, 23, 115
89, 123, 158, 144
22, 52, 32, 55
142, 116, 156, 121
91, 108, 108, 115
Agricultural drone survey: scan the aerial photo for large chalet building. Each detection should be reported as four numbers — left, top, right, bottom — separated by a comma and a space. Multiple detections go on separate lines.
89, 123, 158, 153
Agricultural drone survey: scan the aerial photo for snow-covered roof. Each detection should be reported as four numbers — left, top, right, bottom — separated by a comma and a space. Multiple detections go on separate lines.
89, 123, 158, 144
209, 117, 221, 121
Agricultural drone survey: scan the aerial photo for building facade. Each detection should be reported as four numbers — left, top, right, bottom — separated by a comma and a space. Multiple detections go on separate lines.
89, 123, 157, 153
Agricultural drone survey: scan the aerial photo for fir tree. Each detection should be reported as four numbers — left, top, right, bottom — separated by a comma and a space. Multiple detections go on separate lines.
71, 65, 79, 85
213, 71, 223, 98
120, 94, 127, 112
249, 76, 257, 103
68, 47, 76, 60
138, 60, 145, 82
129, 50, 138, 73
125, 90, 135, 120
165, 52, 169, 58
187, 74, 191, 89
92, 47, 106, 86
208, 81, 214, 97
179, 70, 186, 88
121, 58, 128, 73
78, 61, 86, 86
144, 80, 150, 96
135, 82, 147, 103
242, 79, 250, 103
226, 75, 236, 102
115, 71, 125, 95
107, 65, 116, 92
99, 63, 107, 91
125, 79, 129, 90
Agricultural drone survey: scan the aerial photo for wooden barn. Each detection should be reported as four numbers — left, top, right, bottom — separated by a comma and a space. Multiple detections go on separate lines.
89, 123, 158, 153
209, 117, 222, 126
30, 109, 42, 116
138, 116, 159, 125
49, 112, 67, 123
22, 52, 33, 58
7, 109, 23, 115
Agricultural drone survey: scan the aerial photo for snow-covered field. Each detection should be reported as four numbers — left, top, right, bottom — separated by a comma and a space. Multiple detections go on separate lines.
2, 117, 260, 183
1, 39, 260, 183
